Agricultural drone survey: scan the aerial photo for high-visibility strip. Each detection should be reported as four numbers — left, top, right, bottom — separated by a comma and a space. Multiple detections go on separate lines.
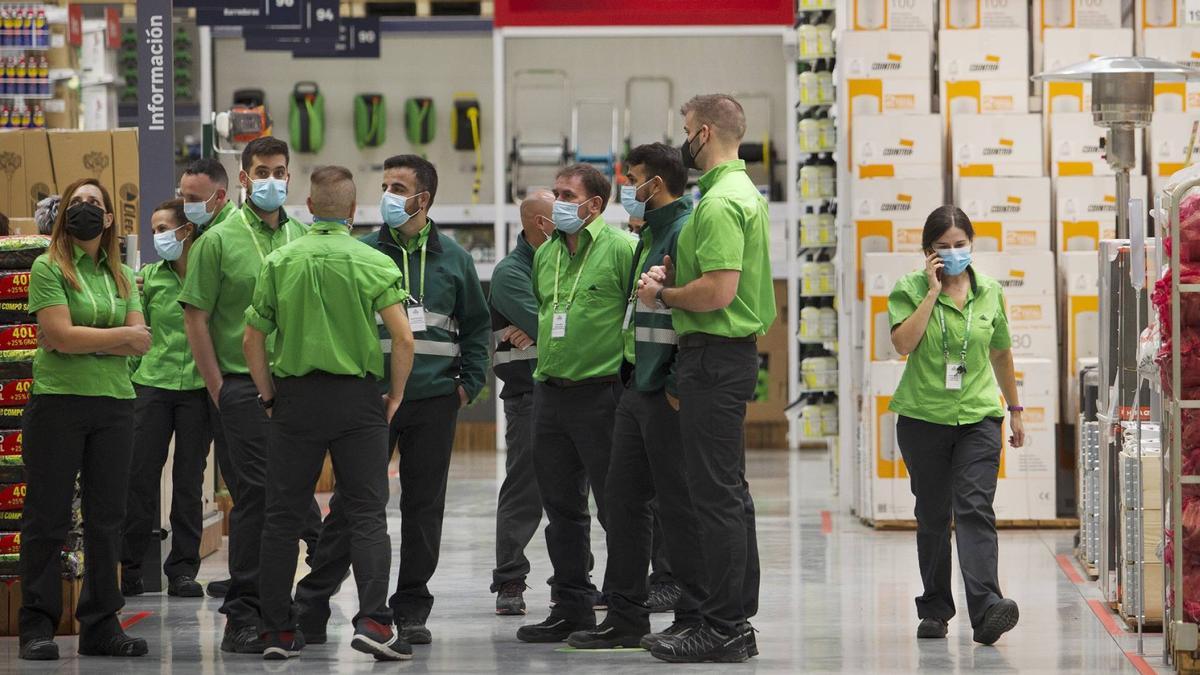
380, 339, 462, 357
635, 299, 672, 316
635, 326, 677, 345
493, 348, 538, 364
378, 311, 458, 334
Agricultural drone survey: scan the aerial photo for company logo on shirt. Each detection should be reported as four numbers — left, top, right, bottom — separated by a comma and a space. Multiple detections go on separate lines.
968, 54, 1002, 73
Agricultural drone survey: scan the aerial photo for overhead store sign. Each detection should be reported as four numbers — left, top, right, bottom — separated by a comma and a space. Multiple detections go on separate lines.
493, 0, 793, 26
242, 0, 339, 44
187, 0, 312, 29
292, 17, 380, 59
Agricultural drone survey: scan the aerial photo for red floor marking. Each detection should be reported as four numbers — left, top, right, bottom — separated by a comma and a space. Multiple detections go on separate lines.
1087, 599, 1125, 637
1124, 651, 1159, 675
820, 510, 832, 535
120, 611, 151, 630
1056, 554, 1085, 585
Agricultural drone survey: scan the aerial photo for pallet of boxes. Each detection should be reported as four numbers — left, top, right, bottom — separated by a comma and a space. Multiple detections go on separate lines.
0, 235, 84, 636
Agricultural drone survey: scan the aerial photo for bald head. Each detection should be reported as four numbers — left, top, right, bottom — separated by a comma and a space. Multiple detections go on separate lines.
520, 188, 554, 249
681, 94, 747, 144
308, 165, 356, 221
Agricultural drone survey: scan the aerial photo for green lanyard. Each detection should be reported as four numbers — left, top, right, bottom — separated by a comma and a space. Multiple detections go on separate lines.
553, 237, 595, 312
937, 301, 972, 368
402, 241, 427, 305
244, 218, 293, 262
78, 259, 117, 326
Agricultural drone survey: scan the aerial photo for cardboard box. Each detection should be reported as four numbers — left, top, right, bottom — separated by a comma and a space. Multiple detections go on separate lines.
47, 130, 114, 199
938, 29, 1029, 82
862, 252, 922, 363
972, 250, 1057, 297
111, 128, 138, 236
1054, 176, 1150, 252
851, 176, 946, 263
851, 0, 935, 31
1143, 28, 1200, 113
747, 279, 788, 424
1037, 0, 1122, 30
940, 0, 1027, 29
956, 177, 1052, 252
1061, 250, 1100, 420
951, 114, 1044, 178
1121, 561, 1164, 620
0, 131, 28, 218
867, 360, 916, 522
1050, 113, 1145, 177
1149, 113, 1200, 195
851, 114, 943, 178
23, 130, 54, 217
1041, 28, 1134, 115
842, 30, 934, 118
1137, 0, 1183, 57
8, 218, 35, 235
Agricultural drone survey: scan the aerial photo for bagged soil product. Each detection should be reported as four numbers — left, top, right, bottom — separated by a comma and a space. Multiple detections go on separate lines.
0, 509, 17, 531
0, 325, 36, 352
0, 235, 49, 271
0, 429, 20, 458
0, 378, 32, 407
0, 552, 16, 576
0, 456, 20, 482
0, 482, 24, 510
0, 351, 33, 381
0, 270, 31, 300
0, 299, 33, 325
0, 407, 25, 430
0, 532, 16, 555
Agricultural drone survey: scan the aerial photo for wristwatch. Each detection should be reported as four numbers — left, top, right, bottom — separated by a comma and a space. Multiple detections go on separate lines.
655, 287, 669, 309
1007, 405, 1023, 412
257, 394, 275, 410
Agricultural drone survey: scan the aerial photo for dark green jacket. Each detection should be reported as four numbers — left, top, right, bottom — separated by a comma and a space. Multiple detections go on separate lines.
489, 234, 538, 399
365, 219, 490, 402
631, 196, 692, 394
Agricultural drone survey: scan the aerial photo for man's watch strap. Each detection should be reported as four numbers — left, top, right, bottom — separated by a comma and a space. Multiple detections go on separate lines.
257, 394, 275, 410
655, 287, 669, 309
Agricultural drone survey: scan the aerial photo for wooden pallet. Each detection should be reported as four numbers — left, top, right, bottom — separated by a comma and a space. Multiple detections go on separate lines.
1117, 605, 1163, 632
1178, 650, 1200, 675
340, 0, 495, 18
873, 517, 1081, 531
0, 577, 82, 636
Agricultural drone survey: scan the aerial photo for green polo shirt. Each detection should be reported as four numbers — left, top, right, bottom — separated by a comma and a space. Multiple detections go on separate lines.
245, 220, 408, 380
532, 215, 636, 382
132, 260, 204, 391
887, 268, 1012, 426
672, 160, 776, 338
27, 248, 142, 399
178, 202, 305, 375
204, 200, 236, 232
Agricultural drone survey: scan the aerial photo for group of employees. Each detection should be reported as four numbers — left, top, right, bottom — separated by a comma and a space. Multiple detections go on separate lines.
12, 92, 775, 664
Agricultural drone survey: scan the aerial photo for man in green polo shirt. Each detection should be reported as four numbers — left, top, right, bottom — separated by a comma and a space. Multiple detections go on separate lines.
637, 95, 775, 663
515, 164, 636, 644
178, 136, 310, 654
245, 165, 415, 662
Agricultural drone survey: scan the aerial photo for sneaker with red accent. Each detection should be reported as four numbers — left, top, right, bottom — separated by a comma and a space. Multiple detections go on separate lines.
351, 619, 412, 661
261, 630, 305, 660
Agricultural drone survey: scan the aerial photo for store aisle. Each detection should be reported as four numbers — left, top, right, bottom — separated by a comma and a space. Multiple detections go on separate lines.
0, 450, 1165, 673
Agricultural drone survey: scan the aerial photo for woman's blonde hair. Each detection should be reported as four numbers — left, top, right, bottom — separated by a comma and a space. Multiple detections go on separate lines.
48, 178, 131, 299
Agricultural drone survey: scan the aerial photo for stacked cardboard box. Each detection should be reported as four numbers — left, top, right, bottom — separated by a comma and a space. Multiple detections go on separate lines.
1119, 447, 1163, 620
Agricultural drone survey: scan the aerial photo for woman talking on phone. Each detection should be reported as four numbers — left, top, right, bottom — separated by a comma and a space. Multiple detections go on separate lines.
886, 205, 1023, 646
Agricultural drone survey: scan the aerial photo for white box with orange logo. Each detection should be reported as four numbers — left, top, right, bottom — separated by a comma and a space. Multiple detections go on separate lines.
956, 177, 1053, 252
851, 114, 943, 179
842, 30, 933, 119
852, 178, 944, 301
1049, 112, 1145, 178
996, 357, 1059, 519
1061, 251, 1100, 421
1137, 1, 1185, 54
851, 0, 935, 31
1034, 1, 1123, 75
861, 251, 921, 363
1054, 175, 1149, 252
950, 114, 1044, 178
938, 29, 1030, 134
971, 251, 1058, 366
1143, 29, 1200, 113
1149, 113, 1200, 195
940, 0, 1027, 29
867, 360, 916, 522
1041, 28, 1134, 114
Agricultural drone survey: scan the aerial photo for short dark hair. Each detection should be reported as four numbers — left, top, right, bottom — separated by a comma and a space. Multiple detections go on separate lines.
556, 164, 611, 202
183, 157, 229, 188
625, 143, 688, 197
309, 165, 356, 215
922, 205, 975, 252
154, 198, 192, 237
241, 136, 290, 171
383, 154, 439, 207
680, 94, 747, 143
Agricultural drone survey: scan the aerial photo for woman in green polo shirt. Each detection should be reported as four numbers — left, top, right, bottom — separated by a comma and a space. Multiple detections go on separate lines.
887, 205, 1024, 647
120, 199, 211, 600
18, 178, 151, 661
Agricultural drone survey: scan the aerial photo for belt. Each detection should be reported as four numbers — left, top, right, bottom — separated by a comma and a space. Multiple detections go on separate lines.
677, 333, 757, 349
542, 375, 620, 389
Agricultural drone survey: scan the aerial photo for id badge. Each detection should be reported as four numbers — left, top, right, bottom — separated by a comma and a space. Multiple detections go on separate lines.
551, 312, 568, 339
945, 363, 964, 390
407, 304, 428, 333
622, 301, 634, 330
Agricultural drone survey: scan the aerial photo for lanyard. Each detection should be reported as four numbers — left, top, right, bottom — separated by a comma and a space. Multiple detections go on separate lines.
244, 219, 293, 262
553, 237, 595, 312
78, 264, 117, 326
401, 240, 428, 305
937, 301, 972, 366
625, 239, 647, 305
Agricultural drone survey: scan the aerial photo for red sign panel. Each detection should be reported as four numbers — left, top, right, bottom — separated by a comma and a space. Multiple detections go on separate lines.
0, 326, 36, 352
0, 272, 30, 300
0, 483, 25, 511
494, 0, 793, 27
0, 431, 18, 457
105, 8, 120, 49
67, 4, 82, 46
0, 532, 17, 554
0, 379, 31, 406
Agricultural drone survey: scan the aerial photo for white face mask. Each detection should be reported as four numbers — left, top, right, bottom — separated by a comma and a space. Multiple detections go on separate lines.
153, 225, 187, 261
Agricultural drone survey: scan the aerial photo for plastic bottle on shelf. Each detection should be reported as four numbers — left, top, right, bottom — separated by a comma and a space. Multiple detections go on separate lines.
798, 63, 819, 107
820, 394, 839, 436
35, 10, 46, 49
799, 158, 821, 200
819, 298, 838, 341
798, 113, 821, 153
20, 105, 29, 128
799, 300, 821, 342
1, 106, 10, 129
798, 23, 819, 60
816, 63, 835, 105
2, 56, 12, 97
817, 112, 836, 151
818, 160, 836, 198
31, 105, 43, 129
37, 55, 47, 96
816, 21, 834, 57
15, 55, 25, 95
800, 211, 819, 247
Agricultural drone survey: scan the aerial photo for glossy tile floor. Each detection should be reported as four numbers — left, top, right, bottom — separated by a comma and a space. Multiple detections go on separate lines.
0, 450, 1172, 673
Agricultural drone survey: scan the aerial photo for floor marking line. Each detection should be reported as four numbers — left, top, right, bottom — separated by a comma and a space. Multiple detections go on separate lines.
120, 611, 152, 630
820, 510, 832, 535
1056, 553, 1085, 585
1124, 651, 1159, 675
1087, 599, 1125, 638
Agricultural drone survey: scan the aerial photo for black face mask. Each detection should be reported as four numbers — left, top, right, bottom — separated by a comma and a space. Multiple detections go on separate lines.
680, 129, 706, 171
65, 202, 106, 241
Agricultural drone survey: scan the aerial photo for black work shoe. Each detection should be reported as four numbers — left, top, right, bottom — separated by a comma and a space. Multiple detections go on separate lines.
120, 573, 144, 597
78, 632, 149, 657
640, 621, 700, 651
19, 638, 58, 661
496, 580, 527, 616
221, 624, 266, 654
395, 618, 432, 645
167, 576, 204, 598
298, 624, 327, 645
647, 582, 682, 613
206, 578, 231, 598
918, 618, 949, 639
737, 622, 759, 657
261, 630, 304, 660
567, 621, 646, 649
352, 619, 412, 661
650, 623, 748, 664
517, 615, 596, 643
973, 599, 1019, 646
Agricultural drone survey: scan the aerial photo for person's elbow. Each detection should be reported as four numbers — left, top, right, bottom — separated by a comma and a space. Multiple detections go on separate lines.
242, 325, 266, 357
890, 329, 914, 356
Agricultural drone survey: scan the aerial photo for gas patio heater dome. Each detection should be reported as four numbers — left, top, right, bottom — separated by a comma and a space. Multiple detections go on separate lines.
1033, 56, 1200, 237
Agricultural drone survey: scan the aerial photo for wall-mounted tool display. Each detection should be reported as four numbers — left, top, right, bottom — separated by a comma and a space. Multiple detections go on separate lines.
288, 81, 325, 154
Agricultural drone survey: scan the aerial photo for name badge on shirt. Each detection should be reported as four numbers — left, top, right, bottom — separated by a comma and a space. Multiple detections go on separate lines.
551, 312, 568, 339
622, 301, 634, 331
407, 305, 428, 333
946, 363, 964, 391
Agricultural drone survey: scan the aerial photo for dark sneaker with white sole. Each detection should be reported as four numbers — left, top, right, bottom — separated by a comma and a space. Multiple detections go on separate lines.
351, 619, 412, 661
646, 582, 682, 613
650, 623, 748, 664
496, 580, 527, 616
640, 621, 700, 651
221, 624, 266, 654
517, 615, 596, 643
973, 599, 1019, 646
918, 618, 948, 639
737, 622, 759, 657
19, 638, 58, 661
395, 617, 432, 645
566, 621, 646, 649
261, 631, 305, 660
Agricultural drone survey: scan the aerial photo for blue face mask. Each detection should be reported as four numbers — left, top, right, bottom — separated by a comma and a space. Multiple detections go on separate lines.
153, 226, 187, 261
938, 247, 972, 276
381, 191, 426, 229
249, 178, 287, 212
552, 200, 589, 235
620, 178, 658, 220
183, 190, 218, 226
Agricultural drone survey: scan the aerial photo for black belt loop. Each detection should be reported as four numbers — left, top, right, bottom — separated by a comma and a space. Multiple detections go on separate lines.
542, 375, 620, 389
677, 333, 757, 349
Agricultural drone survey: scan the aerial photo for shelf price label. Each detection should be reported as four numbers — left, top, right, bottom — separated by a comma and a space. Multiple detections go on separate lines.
0, 325, 36, 352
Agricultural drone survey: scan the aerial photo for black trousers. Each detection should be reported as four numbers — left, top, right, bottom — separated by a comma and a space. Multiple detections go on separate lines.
259, 373, 392, 632
603, 387, 707, 631
533, 379, 621, 623
648, 510, 673, 585
895, 415, 1005, 628
297, 392, 459, 626
677, 341, 761, 635
19, 394, 134, 644
121, 385, 211, 581
492, 392, 543, 591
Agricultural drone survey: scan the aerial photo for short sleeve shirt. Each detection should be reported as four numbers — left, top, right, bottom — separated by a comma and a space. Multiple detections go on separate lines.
132, 261, 204, 391
886, 268, 1011, 425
